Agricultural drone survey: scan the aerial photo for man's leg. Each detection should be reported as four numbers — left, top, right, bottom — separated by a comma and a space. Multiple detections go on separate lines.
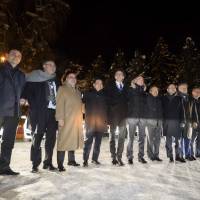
31, 132, 44, 169
126, 119, 136, 161
109, 124, 117, 160
138, 120, 146, 160
146, 125, 155, 160
0, 116, 19, 170
117, 123, 126, 162
43, 109, 57, 167
196, 130, 200, 157
165, 136, 173, 159
83, 132, 94, 162
154, 126, 161, 159
92, 132, 103, 162
57, 151, 65, 170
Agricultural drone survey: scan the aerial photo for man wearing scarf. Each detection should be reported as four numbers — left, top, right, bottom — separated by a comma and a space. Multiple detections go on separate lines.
22, 61, 59, 173
127, 76, 148, 164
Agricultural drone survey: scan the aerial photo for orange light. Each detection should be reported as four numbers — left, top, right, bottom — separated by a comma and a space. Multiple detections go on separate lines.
0, 55, 6, 63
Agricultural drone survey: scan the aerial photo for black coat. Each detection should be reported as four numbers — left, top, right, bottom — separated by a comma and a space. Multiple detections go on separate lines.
105, 81, 128, 126
83, 89, 108, 133
21, 78, 59, 133
162, 94, 183, 137
146, 94, 163, 121
0, 62, 25, 117
127, 85, 147, 119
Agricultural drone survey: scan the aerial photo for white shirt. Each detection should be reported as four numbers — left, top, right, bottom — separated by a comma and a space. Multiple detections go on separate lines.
115, 81, 124, 90
48, 81, 57, 109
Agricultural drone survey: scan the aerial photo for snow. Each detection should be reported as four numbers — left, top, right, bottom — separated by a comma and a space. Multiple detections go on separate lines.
0, 137, 200, 200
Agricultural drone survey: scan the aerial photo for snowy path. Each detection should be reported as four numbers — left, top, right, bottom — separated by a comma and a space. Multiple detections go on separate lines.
0, 137, 200, 200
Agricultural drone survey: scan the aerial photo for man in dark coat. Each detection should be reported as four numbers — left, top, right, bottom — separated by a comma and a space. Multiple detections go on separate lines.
0, 50, 26, 175
189, 87, 200, 159
22, 61, 59, 173
127, 76, 148, 164
82, 77, 108, 167
177, 83, 196, 160
162, 84, 185, 163
146, 86, 163, 161
106, 69, 128, 166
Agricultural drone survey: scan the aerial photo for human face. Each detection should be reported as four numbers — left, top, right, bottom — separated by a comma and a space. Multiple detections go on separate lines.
93, 80, 103, 91
178, 84, 188, 94
114, 71, 124, 83
150, 87, 159, 97
7, 50, 22, 67
134, 76, 144, 86
167, 84, 177, 95
43, 61, 56, 75
66, 73, 77, 87
192, 88, 199, 99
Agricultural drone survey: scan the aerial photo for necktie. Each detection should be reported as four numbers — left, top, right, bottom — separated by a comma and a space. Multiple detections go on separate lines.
119, 83, 123, 91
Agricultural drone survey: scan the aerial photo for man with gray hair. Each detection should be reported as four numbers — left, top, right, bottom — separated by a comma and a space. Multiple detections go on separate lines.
0, 49, 26, 175
22, 60, 59, 173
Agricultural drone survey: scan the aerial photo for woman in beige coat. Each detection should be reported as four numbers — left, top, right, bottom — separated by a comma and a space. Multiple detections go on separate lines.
56, 71, 83, 171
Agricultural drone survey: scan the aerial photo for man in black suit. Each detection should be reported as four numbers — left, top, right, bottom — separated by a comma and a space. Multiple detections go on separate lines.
106, 69, 128, 166
0, 49, 26, 175
22, 61, 59, 173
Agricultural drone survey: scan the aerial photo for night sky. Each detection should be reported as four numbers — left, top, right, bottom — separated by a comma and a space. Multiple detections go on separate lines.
58, 1, 200, 64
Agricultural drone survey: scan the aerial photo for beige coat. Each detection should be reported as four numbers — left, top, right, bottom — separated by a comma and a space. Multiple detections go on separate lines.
56, 82, 83, 151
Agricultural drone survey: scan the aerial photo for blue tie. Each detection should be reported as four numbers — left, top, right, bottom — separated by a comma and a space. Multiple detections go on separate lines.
119, 83, 123, 91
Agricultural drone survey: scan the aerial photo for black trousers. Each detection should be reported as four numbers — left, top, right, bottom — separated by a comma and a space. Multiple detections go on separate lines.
0, 116, 19, 170
31, 109, 57, 168
83, 132, 103, 162
165, 136, 182, 158
110, 122, 126, 160
57, 151, 75, 167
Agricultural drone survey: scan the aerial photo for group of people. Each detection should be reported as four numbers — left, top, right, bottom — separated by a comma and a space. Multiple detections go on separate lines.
0, 49, 200, 176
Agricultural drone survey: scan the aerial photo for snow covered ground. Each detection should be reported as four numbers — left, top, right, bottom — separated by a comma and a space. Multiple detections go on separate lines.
0, 137, 200, 200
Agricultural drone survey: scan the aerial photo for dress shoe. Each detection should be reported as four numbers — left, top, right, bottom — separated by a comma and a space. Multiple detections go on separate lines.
170, 157, 174, 162
117, 159, 125, 166
83, 161, 88, 167
58, 166, 66, 172
31, 167, 39, 173
138, 157, 147, 164
191, 156, 196, 160
154, 157, 162, 162
176, 157, 186, 163
112, 159, 118, 165
92, 160, 101, 165
43, 164, 57, 171
0, 167, 20, 175
68, 161, 80, 166
128, 159, 133, 164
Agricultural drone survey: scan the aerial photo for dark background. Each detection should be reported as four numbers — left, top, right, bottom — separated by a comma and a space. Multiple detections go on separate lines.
57, 1, 200, 64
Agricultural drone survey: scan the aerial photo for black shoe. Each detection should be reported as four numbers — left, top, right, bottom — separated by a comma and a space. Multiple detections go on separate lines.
58, 166, 66, 172
92, 160, 101, 165
43, 164, 57, 171
83, 161, 88, 167
154, 157, 163, 162
128, 159, 133, 164
0, 167, 20, 176
191, 156, 196, 160
31, 167, 39, 173
169, 157, 174, 162
112, 159, 118, 165
176, 157, 186, 163
68, 161, 80, 167
117, 159, 125, 166
138, 158, 147, 164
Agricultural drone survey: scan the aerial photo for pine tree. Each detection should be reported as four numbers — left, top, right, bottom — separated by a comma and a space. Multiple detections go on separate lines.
181, 37, 200, 86
148, 37, 182, 91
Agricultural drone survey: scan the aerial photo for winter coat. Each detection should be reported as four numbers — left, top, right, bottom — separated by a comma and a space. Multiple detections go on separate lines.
83, 89, 108, 133
105, 81, 128, 126
162, 94, 183, 137
0, 62, 25, 117
56, 82, 83, 151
